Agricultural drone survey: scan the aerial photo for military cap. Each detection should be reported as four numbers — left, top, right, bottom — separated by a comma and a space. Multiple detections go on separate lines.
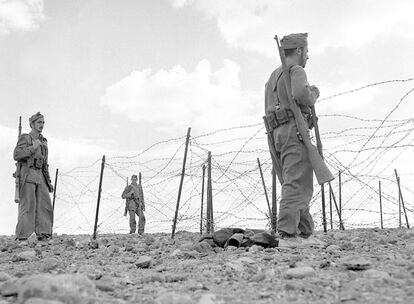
131, 174, 138, 179
29, 112, 44, 127
281, 33, 308, 49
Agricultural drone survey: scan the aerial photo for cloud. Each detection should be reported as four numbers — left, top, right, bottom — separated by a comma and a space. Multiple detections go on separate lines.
169, 0, 414, 56
100, 59, 261, 134
0, 0, 44, 34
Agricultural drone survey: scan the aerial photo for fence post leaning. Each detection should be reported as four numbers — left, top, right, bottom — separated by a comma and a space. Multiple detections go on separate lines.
257, 158, 272, 223
396, 170, 402, 228
52, 168, 59, 211
329, 183, 345, 230
379, 180, 383, 229
51, 168, 59, 237
329, 185, 333, 230
394, 169, 410, 229
93, 155, 106, 240
171, 127, 191, 239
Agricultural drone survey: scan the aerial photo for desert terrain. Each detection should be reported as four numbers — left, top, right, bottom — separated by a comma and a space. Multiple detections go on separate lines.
0, 228, 413, 304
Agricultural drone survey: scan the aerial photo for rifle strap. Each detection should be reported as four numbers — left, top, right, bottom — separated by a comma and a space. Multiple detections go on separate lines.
272, 68, 284, 107
274, 64, 297, 109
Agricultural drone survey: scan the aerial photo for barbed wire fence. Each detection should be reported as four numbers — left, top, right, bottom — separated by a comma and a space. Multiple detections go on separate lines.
52, 78, 414, 236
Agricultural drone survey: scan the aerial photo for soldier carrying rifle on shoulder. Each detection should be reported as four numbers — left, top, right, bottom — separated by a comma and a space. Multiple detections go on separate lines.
122, 174, 146, 235
13, 112, 54, 241
264, 33, 333, 246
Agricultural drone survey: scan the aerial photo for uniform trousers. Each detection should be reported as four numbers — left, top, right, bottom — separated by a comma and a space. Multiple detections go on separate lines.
268, 120, 314, 235
16, 176, 53, 239
129, 207, 146, 235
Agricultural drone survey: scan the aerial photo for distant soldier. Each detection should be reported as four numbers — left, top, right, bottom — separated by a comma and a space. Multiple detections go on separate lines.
121, 174, 146, 235
13, 112, 54, 241
264, 33, 320, 240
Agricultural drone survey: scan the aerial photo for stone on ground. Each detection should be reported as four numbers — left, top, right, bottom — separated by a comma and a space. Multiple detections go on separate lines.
342, 256, 372, 270
155, 292, 193, 304
135, 255, 152, 268
16, 274, 96, 303
285, 266, 316, 279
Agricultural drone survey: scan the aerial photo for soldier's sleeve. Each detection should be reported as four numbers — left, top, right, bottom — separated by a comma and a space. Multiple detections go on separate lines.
13, 134, 35, 161
264, 71, 273, 114
290, 65, 316, 106
264, 69, 280, 115
121, 185, 132, 199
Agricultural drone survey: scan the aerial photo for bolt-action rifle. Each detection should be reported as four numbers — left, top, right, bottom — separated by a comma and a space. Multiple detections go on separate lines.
13, 116, 22, 203
124, 178, 129, 216
274, 35, 334, 185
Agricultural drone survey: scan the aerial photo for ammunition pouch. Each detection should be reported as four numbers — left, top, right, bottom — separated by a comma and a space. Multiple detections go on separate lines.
34, 158, 44, 169
266, 108, 316, 131
265, 108, 295, 130
27, 157, 44, 170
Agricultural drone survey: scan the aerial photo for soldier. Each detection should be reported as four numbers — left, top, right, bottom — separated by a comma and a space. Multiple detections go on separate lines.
264, 33, 320, 241
13, 112, 54, 241
121, 174, 146, 235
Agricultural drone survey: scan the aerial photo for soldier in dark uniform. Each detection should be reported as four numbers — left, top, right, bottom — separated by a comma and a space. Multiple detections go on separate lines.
121, 174, 146, 235
14, 112, 54, 241
265, 33, 320, 240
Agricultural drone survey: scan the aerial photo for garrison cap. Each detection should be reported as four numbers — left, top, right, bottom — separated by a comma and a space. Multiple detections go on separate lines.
29, 112, 44, 126
280, 33, 308, 49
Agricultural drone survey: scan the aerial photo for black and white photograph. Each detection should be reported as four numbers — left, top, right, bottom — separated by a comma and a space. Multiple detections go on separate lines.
0, 1, 413, 303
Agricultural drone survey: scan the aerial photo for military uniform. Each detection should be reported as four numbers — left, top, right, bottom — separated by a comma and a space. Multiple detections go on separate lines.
14, 129, 53, 240
122, 182, 146, 234
264, 33, 317, 237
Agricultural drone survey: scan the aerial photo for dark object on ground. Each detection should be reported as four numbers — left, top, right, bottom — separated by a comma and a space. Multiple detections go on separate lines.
200, 228, 278, 249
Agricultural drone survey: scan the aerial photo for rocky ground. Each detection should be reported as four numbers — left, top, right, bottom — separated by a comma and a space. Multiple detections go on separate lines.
0, 228, 413, 304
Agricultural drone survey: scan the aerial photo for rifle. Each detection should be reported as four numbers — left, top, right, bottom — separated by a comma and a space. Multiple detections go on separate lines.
13, 116, 22, 203
123, 177, 128, 216
274, 35, 334, 185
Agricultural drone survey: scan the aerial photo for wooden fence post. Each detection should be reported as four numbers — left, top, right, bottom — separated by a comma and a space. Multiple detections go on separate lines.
93, 155, 106, 240
200, 164, 206, 235
206, 152, 214, 233
271, 169, 277, 232
52, 168, 59, 211
379, 180, 383, 229
257, 158, 272, 224
171, 128, 191, 239
394, 169, 410, 229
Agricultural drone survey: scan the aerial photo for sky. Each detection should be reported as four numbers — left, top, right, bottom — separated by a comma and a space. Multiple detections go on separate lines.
1, 0, 413, 236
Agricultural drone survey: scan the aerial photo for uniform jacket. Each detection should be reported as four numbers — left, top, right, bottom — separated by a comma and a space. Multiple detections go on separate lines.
13, 131, 52, 191
265, 64, 316, 116
122, 183, 145, 210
